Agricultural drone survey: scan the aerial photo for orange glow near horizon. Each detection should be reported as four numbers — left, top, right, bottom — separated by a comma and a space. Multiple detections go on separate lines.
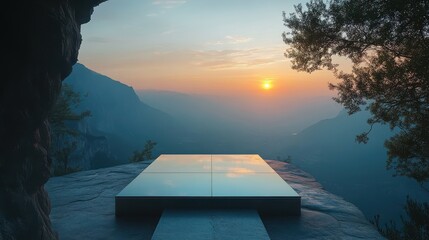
81, 60, 340, 99
261, 79, 273, 90
78, 0, 351, 100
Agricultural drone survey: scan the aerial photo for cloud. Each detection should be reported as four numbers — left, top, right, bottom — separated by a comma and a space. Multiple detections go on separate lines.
152, 0, 187, 8
207, 41, 224, 46
207, 35, 253, 45
225, 35, 253, 44
191, 48, 284, 69
92, 47, 284, 71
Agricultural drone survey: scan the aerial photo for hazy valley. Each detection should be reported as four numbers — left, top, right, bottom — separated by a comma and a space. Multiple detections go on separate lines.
63, 63, 428, 226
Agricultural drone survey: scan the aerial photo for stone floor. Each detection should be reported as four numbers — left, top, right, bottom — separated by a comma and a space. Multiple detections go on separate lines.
46, 160, 384, 239
152, 209, 270, 240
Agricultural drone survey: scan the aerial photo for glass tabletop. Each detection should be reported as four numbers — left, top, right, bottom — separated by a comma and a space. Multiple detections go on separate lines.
212, 172, 299, 197
117, 172, 211, 197
212, 154, 275, 173
144, 154, 211, 173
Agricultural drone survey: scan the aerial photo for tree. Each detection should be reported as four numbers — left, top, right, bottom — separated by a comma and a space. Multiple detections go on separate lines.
283, 0, 429, 185
49, 83, 90, 175
130, 140, 157, 163
283, 1, 429, 238
53, 141, 78, 176
371, 197, 429, 240
49, 83, 91, 136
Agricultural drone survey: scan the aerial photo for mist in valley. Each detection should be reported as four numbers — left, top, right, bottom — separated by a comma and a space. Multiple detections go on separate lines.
137, 89, 342, 158
62, 64, 429, 226
138, 89, 429, 224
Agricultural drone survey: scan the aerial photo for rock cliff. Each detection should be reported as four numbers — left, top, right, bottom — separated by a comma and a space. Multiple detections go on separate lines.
51, 131, 110, 172
46, 160, 384, 239
0, 1, 104, 239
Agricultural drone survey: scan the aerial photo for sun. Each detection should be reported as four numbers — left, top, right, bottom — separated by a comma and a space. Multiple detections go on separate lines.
261, 80, 273, 90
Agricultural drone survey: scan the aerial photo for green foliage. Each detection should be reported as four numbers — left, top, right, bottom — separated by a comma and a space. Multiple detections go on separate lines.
53, 141, 77, 173
130, 140, 157, 163
284, 1, 429, 238
49, 83, 90, 176
49, 83, 91, 137
283, 0, 429, 183
371, 197, 429, 240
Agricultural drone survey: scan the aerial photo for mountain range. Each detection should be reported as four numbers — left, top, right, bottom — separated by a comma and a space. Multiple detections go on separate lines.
283, 110, 429, 223
64, 64, 188, 167
63, 63, 428, 225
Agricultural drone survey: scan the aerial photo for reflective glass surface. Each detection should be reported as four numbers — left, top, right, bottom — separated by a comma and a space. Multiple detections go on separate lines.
118, 154, 298, 198
212, 173, 299, 197
144, 154, 211, 173
117, 173, 211, 197
212, 154, 275, 173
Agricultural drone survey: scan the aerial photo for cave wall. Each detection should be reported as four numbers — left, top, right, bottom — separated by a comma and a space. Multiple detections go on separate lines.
0, 1, 105, 239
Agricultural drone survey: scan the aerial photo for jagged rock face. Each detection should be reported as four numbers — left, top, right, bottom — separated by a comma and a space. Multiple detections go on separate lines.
0, 1, 105, 239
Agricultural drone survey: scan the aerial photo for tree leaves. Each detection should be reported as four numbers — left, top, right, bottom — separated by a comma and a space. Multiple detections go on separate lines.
48, 83, 90, 175
371, 197, 429, 240
130, 140, 157, 163
283, 0, 429, 183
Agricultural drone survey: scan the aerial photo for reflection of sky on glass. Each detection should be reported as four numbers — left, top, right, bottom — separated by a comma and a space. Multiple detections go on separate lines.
212, 154, 275, 173
117, 173, 211, 196
117, 154, 299, 197
213, 173, 299, 197
144, 154, 211, 172
225, 168, 255, 177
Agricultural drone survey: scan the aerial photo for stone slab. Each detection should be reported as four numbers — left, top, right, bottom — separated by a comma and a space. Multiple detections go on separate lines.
46, 160, 385, 239
152, 209, 270, 240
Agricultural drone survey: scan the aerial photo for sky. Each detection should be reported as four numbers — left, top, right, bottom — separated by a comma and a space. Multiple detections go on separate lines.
79, 0, 341, 98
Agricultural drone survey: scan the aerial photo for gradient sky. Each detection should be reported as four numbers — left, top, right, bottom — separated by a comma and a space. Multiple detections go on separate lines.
79, 0, 342, 98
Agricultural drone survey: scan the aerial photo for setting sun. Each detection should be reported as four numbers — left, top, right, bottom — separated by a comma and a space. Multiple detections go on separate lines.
262, 80, 273, 90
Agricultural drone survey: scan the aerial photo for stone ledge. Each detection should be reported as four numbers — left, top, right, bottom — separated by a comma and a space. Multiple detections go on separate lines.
46, 160, 384, 239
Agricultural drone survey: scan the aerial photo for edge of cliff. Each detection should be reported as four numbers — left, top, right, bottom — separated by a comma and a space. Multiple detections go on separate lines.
46, 159, 384, 239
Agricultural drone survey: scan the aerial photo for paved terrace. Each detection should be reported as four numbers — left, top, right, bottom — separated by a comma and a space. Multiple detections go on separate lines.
46, 159, 383, 239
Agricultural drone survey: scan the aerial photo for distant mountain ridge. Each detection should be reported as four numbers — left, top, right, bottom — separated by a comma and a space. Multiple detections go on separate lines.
136, 90, 249, 133
284, 110, 429, 224
61, 64, 429, 228
64, 63, 185, 167
136, 89, 343, 158
137, 90, 342, 136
